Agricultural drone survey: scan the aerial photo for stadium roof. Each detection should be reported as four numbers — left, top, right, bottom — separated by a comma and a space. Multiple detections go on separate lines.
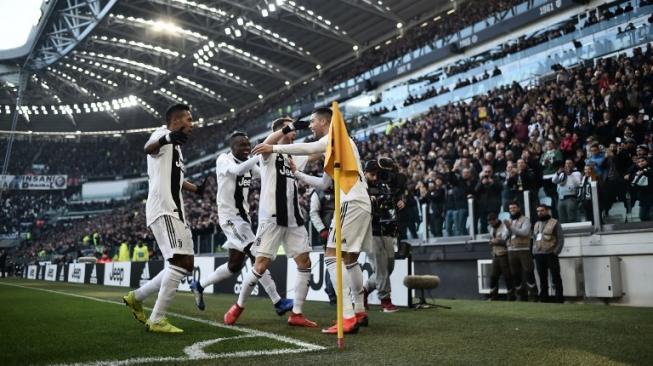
0, 0, 451, 133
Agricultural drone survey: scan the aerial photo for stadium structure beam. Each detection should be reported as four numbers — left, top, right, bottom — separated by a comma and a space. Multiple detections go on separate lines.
47, 72, 120, 124
25, 0, 119, 71
1, 71, 28, 180
148, 0, 318, 65
337, 0, 403, 23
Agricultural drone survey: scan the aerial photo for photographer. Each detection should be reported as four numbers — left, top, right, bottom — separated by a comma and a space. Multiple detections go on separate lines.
363, 158, 406, 313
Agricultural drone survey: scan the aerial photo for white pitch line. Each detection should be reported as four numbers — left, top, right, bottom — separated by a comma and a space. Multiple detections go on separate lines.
0, 282, 326, 366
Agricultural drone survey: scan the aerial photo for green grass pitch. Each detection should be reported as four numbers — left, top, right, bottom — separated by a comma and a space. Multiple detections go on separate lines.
1, 277, 652, 366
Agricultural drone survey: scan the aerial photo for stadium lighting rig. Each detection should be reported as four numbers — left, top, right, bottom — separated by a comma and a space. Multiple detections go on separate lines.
54, 63, 119, 89
192, 41, 284, 79
154, 88, 190, 105
192, 58, 255, 89
90, 35, 182, 59
279, 1, 349, 37
75, 51, 167, 75
174, 75, 228, 103
150, 0, 310, 59
108, 14, 207, 42
0, 95, 159, 118
70, 56, 153, 85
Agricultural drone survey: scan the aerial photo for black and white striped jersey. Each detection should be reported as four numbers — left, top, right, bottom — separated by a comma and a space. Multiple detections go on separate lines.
216, 152, 259, 223
145, 127, 187, 226
257, 152, 308, 227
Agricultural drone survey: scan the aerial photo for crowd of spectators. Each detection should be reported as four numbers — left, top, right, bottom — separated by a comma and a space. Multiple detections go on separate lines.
4, 1, 653, 264
12, 175, 218, 264
359, 45, 653, 238
1, 191, 67, 234
8, 44, 653, 265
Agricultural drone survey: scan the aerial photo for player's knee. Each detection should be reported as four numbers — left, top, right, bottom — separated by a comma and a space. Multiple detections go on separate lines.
295, 254, 311, 270
344, 252, 360, 265
170, 254, 194, 272
253, 260, 270, 275
228, 258, 245, 273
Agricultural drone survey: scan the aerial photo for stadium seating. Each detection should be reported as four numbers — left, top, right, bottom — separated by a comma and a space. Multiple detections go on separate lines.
3, 0, 652, 266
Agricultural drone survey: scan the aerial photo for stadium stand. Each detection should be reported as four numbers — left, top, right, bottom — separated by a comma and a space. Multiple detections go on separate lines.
2, 0, 653, 268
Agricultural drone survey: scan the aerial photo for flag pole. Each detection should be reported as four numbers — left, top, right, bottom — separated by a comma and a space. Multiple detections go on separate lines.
334, 162, 344, 350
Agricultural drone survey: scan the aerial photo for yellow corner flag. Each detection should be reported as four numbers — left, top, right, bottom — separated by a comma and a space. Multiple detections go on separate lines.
324, 101, 358, 194
323, 101, 358, 350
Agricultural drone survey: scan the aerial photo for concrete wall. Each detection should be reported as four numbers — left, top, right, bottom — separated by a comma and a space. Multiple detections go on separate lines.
410, 228, 653, 307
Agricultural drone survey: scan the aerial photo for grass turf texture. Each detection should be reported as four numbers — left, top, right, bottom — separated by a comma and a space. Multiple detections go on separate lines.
1, 278, 652, 366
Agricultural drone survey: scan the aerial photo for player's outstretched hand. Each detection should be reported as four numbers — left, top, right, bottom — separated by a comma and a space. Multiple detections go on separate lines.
195, 177, 208, 195
292, 119, 310, 130
281, 119, 310, 134
252, 143, 273, 155
169, 128, 189, 145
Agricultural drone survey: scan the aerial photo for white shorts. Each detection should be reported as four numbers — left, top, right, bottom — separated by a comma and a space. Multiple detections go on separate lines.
149, 215, 194, 260
326, 201, 373, 253
219, 217, 256, 252
253, 220, 310, 260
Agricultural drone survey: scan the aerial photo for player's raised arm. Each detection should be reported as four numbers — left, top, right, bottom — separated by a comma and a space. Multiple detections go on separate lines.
223, 156, 259, 176
144, 127, 188, 155
252, 117, 310, 157
182, 178, 207, 195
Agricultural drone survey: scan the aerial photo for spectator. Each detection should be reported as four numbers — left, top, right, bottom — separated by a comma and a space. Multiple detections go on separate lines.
419, 177, 445, 238
630, 156, 653, 221
398, 183, 420, 240
474, 165, 502, 233
602, 142, 631, 216
586, 143, 606, 177
578, 163, 602, 224
552, 159, 582, 223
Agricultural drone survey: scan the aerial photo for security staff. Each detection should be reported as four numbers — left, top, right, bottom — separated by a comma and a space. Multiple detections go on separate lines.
118, 242, 130, 262
132, 242, 149, 262
532, 204, 564, 303
487, 213, 514, 301
504, 201, 537, 301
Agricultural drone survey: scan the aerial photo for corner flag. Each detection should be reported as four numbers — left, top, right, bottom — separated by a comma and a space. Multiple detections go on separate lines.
324, 101, 358, 193
323, 101, 357, 350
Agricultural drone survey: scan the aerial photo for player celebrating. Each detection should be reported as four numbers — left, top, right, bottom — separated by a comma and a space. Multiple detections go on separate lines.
189, 131, 293, 316
223, 118, 317, 328
252, 107, 371, 334
123, 104, 205, 333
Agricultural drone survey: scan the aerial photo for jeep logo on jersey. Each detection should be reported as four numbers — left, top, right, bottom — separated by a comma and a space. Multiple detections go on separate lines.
174, 145, 186, 173
278, 163, 295, 178
110, 267, 124, 282
237, 176, 252, 187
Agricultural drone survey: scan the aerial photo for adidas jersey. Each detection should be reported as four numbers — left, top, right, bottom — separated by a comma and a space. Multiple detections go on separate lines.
216, 152, 258, 223
145, 127, 187, 226
258, 152, 308, 227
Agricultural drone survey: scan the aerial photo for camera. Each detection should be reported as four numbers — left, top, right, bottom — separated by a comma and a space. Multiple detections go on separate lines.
365, 158, 407, 237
